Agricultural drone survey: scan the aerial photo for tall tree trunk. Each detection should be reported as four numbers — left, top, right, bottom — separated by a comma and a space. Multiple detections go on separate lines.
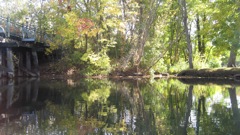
196, 14, 202, 55
181, 0, 193, 69
202, 14, 206, 54
196, 14, 206, 56
227, 44, 237, 67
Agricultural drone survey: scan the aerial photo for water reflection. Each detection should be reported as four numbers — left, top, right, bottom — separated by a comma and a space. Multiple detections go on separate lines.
0, 78, 239, 134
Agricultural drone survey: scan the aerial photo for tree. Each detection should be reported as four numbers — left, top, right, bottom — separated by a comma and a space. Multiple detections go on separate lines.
227, 11, 240, 67
119, 0, 160, 72
209, 0, 240, 67
181, 0, 193, 69
2, 0, 240, 75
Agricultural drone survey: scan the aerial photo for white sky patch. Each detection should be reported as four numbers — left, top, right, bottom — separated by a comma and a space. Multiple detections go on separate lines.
206, 91, 240, 115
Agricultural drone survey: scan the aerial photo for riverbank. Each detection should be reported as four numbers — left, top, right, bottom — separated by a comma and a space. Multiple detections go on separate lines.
177, 67, 240, 79
39, 62, 240, 80
36, 63, 240, 89
39, 62, 171, 79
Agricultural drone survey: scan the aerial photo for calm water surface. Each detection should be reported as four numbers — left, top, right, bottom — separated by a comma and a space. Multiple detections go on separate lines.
0, 78, 239, 135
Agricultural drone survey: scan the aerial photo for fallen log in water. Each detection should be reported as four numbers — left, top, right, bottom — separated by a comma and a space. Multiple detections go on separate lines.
177, 68, 240, 79
177, 67, 240, 85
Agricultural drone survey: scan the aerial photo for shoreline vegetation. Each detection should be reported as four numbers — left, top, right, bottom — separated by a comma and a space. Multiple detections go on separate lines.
2, 1, 240, 88
39, 64, 240, 86
40, 63, 240, 81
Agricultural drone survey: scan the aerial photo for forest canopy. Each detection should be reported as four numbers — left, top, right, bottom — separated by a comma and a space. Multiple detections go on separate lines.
0, 0, 239, 76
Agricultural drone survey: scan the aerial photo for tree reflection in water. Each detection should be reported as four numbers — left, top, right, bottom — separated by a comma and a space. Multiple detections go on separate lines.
0, 78, 239, 134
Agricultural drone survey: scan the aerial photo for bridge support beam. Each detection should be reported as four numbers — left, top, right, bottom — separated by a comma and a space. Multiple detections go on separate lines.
6, 79, 14, 108
6, 48, 14, 78
17, 52, 23, 76
32, 78, 39, 102
1, 48, 7, 77
0, 49, 2, 78
26, 51, 31, 75
6, 17, 10, 38
22, 50, 39, 77
0, 47, 41, 78
32, 50, 40, 76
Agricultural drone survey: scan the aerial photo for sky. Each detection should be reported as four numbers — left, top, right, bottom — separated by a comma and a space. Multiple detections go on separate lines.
0, 0, 45, 16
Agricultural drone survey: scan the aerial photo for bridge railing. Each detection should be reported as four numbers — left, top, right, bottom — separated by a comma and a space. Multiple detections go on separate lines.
0, 16, 47, 44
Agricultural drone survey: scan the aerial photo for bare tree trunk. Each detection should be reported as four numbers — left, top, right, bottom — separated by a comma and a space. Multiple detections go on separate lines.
119, 0, 159, 71
135, 1, 160, 68
133, 0, 144, 72
181, 0, 193, 69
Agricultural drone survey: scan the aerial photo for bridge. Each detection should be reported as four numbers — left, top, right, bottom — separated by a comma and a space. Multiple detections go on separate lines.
0, 16, 49, 78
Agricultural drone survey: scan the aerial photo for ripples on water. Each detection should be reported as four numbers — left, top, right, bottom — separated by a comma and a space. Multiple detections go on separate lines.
0, 78, 239, 135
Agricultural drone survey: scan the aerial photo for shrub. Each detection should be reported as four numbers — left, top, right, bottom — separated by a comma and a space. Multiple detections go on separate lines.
80, 50, 111, 76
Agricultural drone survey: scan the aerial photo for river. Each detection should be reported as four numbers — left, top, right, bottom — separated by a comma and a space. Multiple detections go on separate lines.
0, 77, 239, 135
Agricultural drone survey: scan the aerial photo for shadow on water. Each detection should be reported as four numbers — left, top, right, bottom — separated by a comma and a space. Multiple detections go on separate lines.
0, 78, 40, 117
178, 77, 240, 86
0, 78, 65, 134
0, 78, 239, 134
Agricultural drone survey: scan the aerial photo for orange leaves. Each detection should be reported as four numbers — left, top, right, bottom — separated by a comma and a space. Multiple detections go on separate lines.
77, 18, 94, 31
77, 18, 98, 37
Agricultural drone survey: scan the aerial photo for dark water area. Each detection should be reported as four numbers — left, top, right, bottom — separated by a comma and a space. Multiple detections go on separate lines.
0, 77, 239, 135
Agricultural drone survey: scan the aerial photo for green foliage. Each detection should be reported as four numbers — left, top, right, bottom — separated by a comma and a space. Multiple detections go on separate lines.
82, 87, 111, 104
68, 51, 84, 66
208, 56, 223, 68
143, 41, 168, 73
4, 0, 240, 75
168, 58, 189, 73
193, 46, 223, 69
80, 49, 111, 75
